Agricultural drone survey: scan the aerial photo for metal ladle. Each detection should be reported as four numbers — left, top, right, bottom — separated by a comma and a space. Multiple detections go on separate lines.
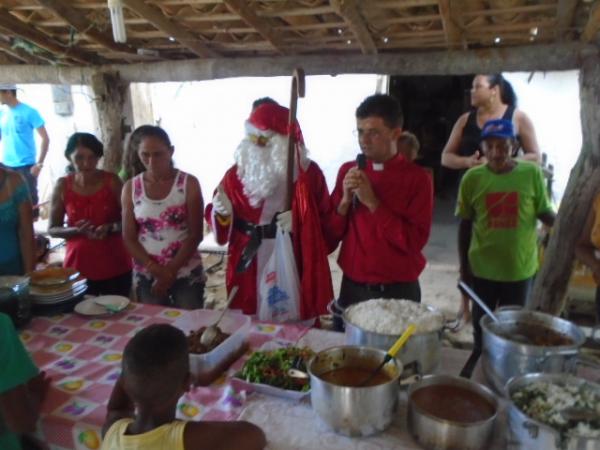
458, 281, 500, 323
199, 286, 239, 347
359, 323, 416, 387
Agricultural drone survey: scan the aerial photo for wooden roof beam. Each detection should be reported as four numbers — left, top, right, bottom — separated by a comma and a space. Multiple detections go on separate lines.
556, 0, 578, 40
0, 40, 48, 64
438, 0, 464, 49
329, 0, 377, 55
122, 0, 219, 58
222, 0, 286, 53
34, 0, 139, 56
0, 42, 596, 84
0, 8, 97, 65
582, 0, 600, 43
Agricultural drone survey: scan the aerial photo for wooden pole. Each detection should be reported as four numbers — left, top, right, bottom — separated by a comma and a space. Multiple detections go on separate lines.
285, 67, 305, 210
530, 55, 600, 313
90, 71, 129, 173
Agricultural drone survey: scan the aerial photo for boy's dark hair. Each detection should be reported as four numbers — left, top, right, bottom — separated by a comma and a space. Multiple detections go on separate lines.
252, 97, 278, 111
486, 74, 518, 108
64, 132, 104, 161
123, 324, 189, 407
356, 94, 404, 129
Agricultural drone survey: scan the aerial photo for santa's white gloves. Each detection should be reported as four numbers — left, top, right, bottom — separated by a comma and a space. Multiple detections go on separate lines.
276, 210, 292, 233
213, 186, 233, 217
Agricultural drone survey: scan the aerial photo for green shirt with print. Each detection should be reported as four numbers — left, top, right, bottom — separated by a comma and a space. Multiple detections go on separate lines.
0, 313, 39, 450
456, 161, 553, 282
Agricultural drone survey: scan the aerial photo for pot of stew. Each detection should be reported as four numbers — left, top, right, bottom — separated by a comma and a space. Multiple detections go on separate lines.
481, 309, 599, 393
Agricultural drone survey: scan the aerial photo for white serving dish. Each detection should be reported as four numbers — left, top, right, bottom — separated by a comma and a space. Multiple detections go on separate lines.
234, 341, 311, 401
175, 309, 251, 380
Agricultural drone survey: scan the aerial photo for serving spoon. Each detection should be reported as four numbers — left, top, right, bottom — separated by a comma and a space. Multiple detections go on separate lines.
359, 323, 416, 387
561, 406, 599, 422
199, 286, 239, 347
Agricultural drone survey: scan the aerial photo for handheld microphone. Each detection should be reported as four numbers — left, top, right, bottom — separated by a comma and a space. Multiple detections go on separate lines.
356, 153, 367, 170
353, 153, 367, 208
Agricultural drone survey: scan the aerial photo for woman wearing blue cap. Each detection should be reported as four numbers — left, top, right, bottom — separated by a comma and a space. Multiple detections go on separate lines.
456, 118, 555, 352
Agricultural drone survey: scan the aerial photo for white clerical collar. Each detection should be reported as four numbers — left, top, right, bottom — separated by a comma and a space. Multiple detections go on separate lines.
372, 162, 384, 171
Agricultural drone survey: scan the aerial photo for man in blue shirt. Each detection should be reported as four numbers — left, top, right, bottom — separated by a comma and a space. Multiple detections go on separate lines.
0, 84, 50, 215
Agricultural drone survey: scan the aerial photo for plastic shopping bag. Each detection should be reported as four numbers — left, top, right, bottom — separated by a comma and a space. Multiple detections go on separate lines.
258, 230, 301, 322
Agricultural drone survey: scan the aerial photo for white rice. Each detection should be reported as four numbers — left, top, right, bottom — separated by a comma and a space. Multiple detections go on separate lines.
512, 380, 600, 440
346, 298, 444, 334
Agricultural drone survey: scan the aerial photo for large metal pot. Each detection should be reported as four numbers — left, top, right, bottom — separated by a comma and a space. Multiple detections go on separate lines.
331, 299, 453, 374
408, 375, 499, 450
308, 345, 402, 437
505, 373, 600, 450
481, 309, 597, 393
0, 275, 31, 327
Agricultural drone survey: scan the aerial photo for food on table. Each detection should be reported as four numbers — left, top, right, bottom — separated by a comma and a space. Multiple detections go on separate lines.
239, 347, 314, 392
30, 267, 79, 286
187, 326, 230, 354
319, 366, 390, 387
492, 322, 574, 346
411, 384, 496, 423
346, 298, 444, 334
512, 381, 600, 439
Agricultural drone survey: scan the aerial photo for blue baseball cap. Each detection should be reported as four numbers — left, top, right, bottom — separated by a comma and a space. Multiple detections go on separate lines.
480, 119, 515, 140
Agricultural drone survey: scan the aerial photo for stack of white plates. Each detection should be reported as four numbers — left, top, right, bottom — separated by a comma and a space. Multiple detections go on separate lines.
29, 276, 87, 306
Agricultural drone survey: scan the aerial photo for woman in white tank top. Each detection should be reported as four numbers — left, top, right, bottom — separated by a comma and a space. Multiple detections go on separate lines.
122, 126, 205, 309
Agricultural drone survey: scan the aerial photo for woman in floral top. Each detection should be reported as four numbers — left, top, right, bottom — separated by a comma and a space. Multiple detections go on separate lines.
122, 126, 205, 308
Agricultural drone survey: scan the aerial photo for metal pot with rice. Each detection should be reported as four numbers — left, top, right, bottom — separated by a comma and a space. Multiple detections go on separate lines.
505, 372, 600, 450
331, 298, 454, 374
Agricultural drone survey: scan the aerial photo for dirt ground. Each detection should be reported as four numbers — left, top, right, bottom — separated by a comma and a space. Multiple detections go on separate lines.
203, 195, 475, 348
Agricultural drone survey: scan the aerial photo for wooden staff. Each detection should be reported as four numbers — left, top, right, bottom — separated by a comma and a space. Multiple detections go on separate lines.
285, 67, 305, 210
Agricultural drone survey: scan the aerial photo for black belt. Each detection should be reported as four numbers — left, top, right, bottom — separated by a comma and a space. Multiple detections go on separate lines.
345, 276, 405, 293
233, 218, 277, 240
233, 217, 278, 273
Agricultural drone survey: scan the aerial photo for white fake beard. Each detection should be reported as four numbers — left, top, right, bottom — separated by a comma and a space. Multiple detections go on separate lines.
235, 133, 307, 207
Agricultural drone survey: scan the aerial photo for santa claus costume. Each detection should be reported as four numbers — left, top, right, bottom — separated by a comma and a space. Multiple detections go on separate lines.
205, 103, 335, 320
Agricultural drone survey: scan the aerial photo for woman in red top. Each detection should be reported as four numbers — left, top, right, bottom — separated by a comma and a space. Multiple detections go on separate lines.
49, 133, 132, 297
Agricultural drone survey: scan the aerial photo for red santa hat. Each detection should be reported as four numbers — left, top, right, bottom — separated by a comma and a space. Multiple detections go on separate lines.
245, 102, 304, 145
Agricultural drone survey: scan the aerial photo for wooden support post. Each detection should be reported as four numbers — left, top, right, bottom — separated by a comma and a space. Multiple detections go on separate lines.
530, 56, 600, 314
90, 71, 129, 173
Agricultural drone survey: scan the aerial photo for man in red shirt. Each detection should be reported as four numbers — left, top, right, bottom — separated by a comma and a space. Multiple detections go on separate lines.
330, 94, 434, 330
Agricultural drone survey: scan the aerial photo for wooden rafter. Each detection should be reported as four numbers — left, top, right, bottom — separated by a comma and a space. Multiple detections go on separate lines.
122, 0, 219, 58
438, 0, 463, 49
0, 8, 97, 64
329, 0, 377, 55
222, 0, 286, 53
0, 37, 55, 65
556, 0, 579, 40
582, 0, 600, 43
34, 0, 139, 56
0, 41, 36, 64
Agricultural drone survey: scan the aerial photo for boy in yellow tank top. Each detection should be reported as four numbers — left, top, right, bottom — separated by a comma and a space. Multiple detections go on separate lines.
101, 324, 266, 450
575, 192, 600, 323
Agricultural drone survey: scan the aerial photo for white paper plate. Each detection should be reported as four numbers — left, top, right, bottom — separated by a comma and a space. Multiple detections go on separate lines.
74, 295, 130, 316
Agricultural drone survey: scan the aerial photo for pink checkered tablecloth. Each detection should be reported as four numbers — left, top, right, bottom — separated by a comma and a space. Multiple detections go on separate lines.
21, 303, 312, 450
